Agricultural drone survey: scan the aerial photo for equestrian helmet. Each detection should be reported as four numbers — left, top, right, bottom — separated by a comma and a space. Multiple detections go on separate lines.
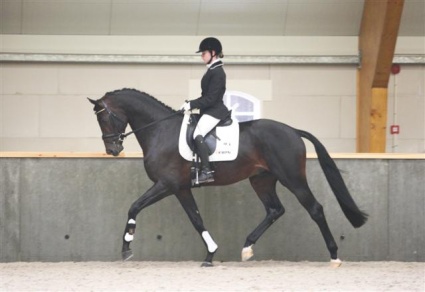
196, 37, 222, 55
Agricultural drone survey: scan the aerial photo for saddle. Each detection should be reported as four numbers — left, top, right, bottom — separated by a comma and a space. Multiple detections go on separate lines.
185, 111, 233, 154
178, 111, 239, 162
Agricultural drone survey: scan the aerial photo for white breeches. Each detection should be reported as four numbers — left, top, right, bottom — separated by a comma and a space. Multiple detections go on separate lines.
193, 114, 220, 139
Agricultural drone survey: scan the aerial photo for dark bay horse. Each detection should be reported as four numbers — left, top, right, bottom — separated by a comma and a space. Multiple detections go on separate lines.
89, 88, 367, 267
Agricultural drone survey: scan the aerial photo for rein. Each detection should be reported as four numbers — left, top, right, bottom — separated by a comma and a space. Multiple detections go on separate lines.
97, 100, 183, 142
120, 110, 183, 140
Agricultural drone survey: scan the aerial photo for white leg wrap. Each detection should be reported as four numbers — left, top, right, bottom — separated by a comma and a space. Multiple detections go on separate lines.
241, 244, 254, 261
330, 258, 342, 268
202, 231, 218, 253
125, 219, 136, 242
124, 232, 134, 242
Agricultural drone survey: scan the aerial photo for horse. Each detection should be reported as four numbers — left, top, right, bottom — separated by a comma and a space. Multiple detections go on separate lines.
88, 88, 367, 267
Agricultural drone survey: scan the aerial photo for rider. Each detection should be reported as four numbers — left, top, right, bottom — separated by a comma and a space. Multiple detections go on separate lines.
181, 37, 229, 183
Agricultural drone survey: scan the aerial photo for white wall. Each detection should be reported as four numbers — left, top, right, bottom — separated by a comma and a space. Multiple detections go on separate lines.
1, 36, 424, 153
1, 62, 423, 153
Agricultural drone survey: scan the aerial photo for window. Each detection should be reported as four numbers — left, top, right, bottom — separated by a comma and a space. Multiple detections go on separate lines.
224, 91, 261, 122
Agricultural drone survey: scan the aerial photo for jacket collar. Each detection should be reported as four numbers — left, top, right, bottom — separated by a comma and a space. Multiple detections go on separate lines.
207, 59, 223, 70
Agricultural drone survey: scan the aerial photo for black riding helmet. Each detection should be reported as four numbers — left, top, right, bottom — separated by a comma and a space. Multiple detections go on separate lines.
196, 37, 223, 57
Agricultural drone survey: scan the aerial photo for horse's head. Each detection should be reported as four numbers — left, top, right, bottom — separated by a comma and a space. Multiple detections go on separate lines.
88, 97, 128, 156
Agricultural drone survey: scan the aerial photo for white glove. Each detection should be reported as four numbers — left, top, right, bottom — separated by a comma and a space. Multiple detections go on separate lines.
180, 102, 191, 111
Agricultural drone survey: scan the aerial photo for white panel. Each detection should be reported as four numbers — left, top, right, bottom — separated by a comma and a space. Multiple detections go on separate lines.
40, 95, 100, 138
22, 0, 111, 34
226, 65, 270, 79
59, 64, 140, 95
136, 65, 191, 97
396, 95, 425, 139
392, 139, 425, 153
0, 95, 39, 138
226, 80, 272, 101
189, 79, 200, 100
313, 138, 356, 153
393, 66, 425, 96
111, 1, 200, 35
340, 96, 356, 139
272, 95, 341, 138
284, 0, 363, 36
1, 63, 59, 94
395, 37, 425, 54
271, 65, 356, 96
0, 137, 107, 152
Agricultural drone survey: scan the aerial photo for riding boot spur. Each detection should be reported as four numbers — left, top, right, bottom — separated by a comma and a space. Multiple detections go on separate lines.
194, 135, 214, 183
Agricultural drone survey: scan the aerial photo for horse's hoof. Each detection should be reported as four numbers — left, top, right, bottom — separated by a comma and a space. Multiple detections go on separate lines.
122, 250, 134, 261
201, 261, 214, 267
330, 258, 342, 268
241, 245, 254, 261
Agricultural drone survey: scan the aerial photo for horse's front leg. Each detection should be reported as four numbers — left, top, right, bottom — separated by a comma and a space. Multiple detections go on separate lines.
176, 188, 218, 267
122, 181, 172, 261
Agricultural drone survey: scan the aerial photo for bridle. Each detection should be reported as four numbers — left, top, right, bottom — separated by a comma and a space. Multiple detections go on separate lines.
95, 100, 183, 144
95, 101, 127, 143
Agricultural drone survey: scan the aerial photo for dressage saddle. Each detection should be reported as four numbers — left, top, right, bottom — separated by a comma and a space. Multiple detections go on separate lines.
186, 111, 233, 155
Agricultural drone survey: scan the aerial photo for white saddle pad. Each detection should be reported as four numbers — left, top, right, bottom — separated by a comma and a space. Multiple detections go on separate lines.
178, 113, 239, 162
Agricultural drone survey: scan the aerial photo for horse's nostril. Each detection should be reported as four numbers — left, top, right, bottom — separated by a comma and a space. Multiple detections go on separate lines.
106, 148, 116, 156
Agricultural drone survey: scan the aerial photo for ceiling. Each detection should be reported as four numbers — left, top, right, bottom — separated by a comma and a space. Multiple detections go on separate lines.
1, 0, 424, 37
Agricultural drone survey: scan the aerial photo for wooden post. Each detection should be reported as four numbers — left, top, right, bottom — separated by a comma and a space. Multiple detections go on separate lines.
370, 88, 388, 152
357, 0, 404, 152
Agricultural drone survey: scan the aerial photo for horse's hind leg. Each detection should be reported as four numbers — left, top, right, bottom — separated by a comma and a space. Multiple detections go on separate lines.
176, 189, 218, 267
286, 179, 341, 266
242, 171, 285, 261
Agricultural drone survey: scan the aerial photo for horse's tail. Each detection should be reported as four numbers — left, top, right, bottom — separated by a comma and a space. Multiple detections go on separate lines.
297, 129, 368, 228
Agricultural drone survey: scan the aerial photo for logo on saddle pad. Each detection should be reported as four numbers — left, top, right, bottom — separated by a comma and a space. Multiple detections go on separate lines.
179, 113, 239, 162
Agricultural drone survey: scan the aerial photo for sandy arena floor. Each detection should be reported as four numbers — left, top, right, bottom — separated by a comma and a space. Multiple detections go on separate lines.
0, 261, 424, 291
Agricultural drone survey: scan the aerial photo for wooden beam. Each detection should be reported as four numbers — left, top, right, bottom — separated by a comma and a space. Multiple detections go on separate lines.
370, 88, 388, 152
357, 0, 404, 152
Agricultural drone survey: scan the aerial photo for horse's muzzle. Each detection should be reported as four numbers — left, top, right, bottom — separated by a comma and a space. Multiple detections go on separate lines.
105, 143, 124, 156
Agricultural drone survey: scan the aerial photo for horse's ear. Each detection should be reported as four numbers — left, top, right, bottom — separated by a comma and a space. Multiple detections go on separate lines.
87, 97, 97, 105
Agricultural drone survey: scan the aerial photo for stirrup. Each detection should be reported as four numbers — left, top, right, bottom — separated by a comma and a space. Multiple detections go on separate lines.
198, 170, 214, 183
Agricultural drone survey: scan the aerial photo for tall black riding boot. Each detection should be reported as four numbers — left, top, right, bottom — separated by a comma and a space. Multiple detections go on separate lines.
194, 135, 214, 183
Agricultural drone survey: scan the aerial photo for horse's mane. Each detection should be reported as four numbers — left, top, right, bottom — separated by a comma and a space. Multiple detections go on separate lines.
105, 88, 176, 113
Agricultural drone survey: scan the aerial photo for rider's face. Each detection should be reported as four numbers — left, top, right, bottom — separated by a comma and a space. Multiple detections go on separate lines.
201, 50, 215, 64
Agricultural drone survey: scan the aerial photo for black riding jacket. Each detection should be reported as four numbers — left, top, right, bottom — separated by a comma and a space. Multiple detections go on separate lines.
189, 60, 229, 120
